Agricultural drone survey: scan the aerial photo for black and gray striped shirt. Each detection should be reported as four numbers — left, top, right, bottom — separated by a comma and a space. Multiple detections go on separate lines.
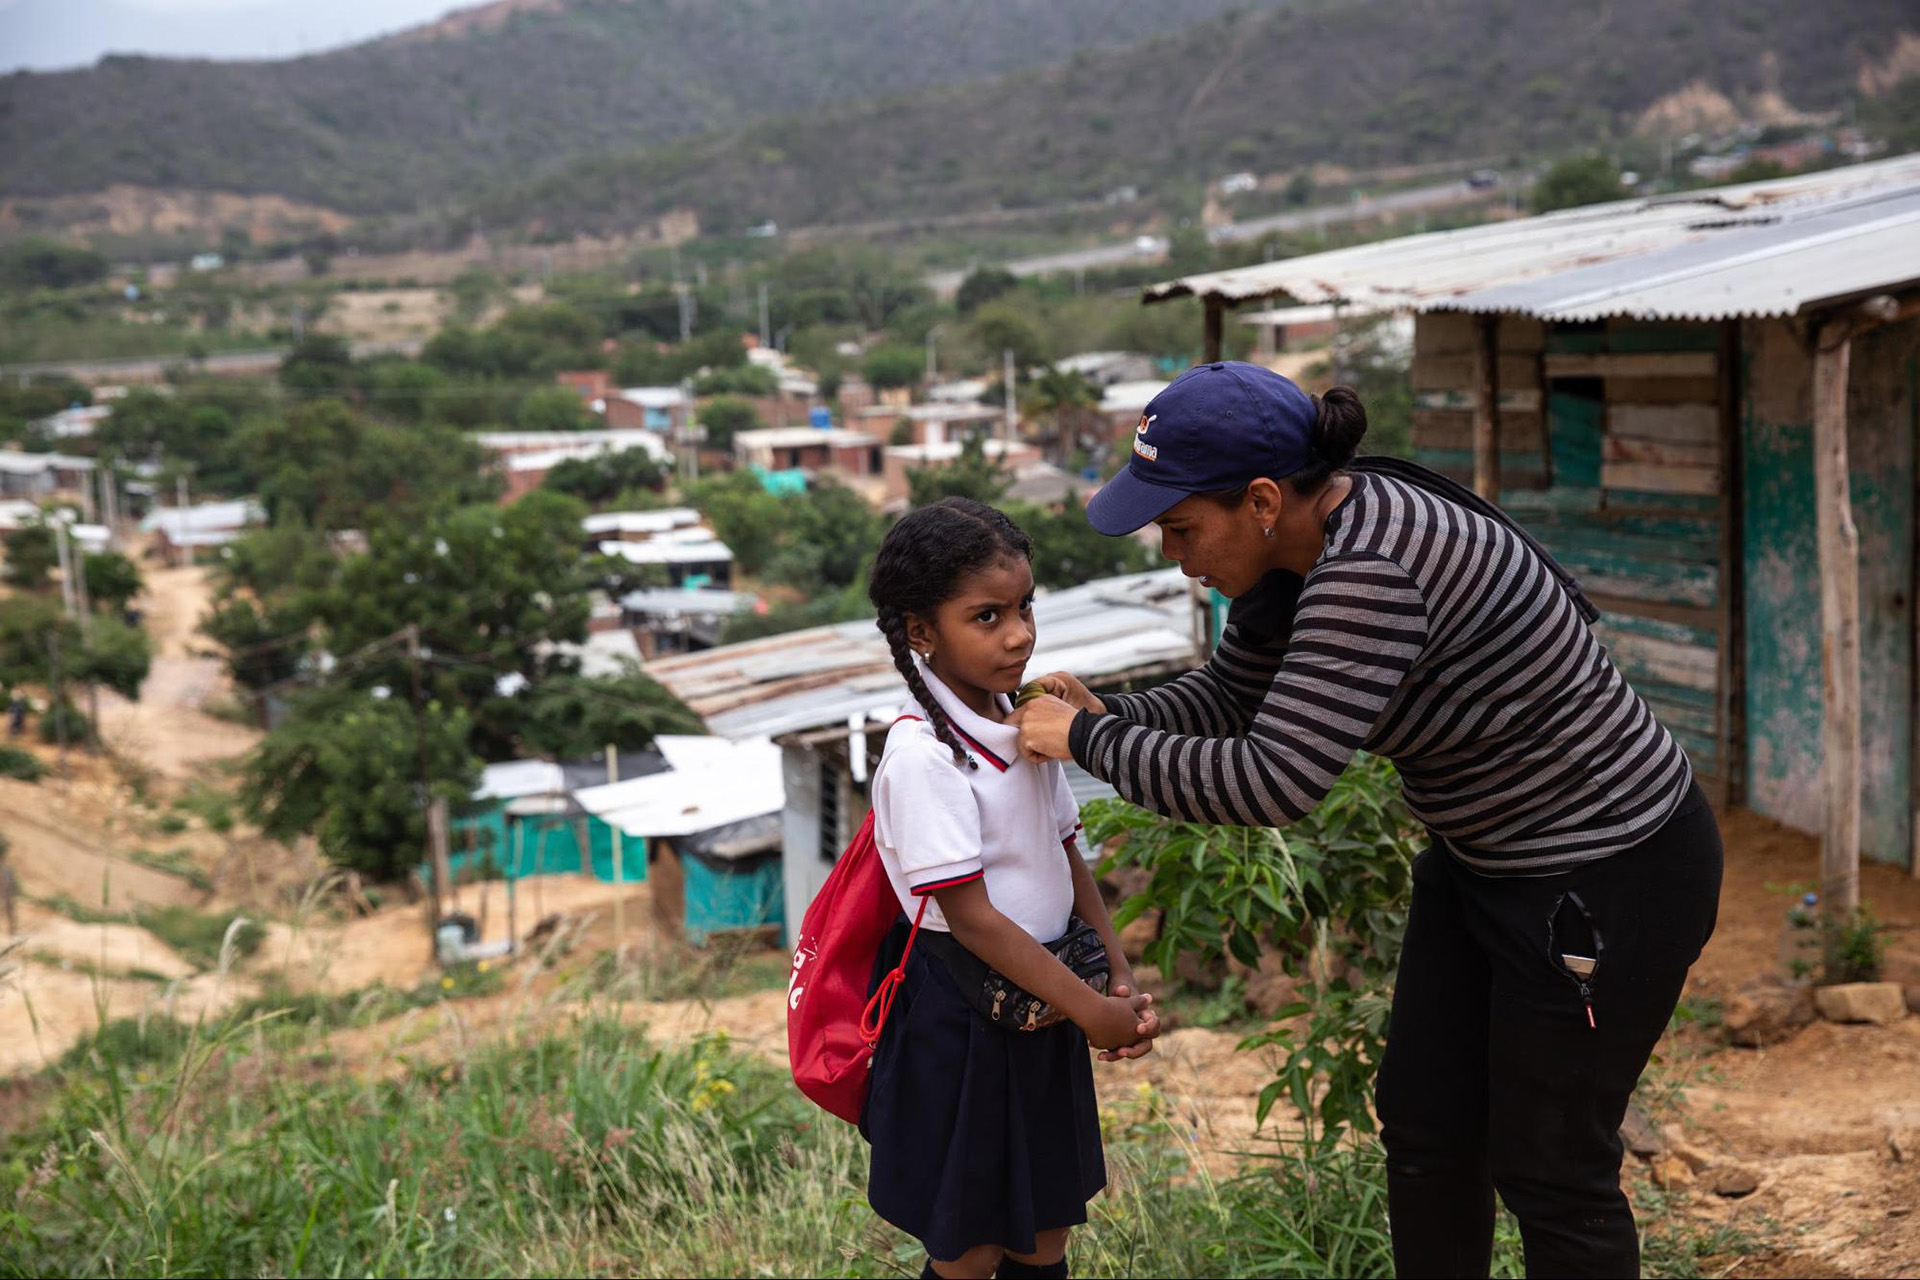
1069, 472, 1693, 874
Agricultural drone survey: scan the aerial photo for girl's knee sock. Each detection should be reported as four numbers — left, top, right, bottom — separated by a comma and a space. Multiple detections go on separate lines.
995, 1258, 1067, 1279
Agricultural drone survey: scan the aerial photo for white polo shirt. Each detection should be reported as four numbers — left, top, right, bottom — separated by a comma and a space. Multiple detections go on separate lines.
871, 664, 1084, 941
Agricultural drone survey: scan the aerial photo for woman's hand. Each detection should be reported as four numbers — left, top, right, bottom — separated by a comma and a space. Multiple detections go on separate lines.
1008, 694, 1077, 764
1033, 670, 1105, 716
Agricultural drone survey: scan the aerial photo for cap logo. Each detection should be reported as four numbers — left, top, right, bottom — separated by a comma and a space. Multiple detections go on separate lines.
1132, 411, 1159, 460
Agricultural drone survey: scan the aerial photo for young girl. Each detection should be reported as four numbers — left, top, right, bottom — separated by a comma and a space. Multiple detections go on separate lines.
863, 497, 1160, 1280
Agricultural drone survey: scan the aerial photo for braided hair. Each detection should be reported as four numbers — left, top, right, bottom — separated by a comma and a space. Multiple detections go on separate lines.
869, 497, 1035, 769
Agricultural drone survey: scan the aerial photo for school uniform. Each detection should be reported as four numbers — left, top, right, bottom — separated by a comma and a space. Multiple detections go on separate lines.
861, 663, 1106, 1262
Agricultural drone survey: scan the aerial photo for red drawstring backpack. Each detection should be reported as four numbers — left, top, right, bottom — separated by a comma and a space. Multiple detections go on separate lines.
787, 716, 932, 1123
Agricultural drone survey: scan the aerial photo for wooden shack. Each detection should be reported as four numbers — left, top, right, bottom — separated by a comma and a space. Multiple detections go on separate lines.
1151, 154, 1920, 911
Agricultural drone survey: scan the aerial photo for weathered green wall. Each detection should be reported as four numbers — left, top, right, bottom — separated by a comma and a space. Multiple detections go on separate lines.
1741, 317, 1917, 867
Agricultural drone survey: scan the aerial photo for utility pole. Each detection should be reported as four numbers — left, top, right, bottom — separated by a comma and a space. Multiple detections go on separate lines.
606, 744, 625, 946
407, 624, 450, 933
925, 325, 943, 384
45, 634, 68, 776
758, 283, 771, 350
52, 517, 78, 622
1002, 348, 1017, 441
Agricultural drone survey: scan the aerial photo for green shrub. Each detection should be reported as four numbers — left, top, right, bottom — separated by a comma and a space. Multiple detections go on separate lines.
1824, 907, 1888, 985
0, 745, 47, 782
1086, 754, 1419, 1150
132, 905, 264, 969
36, 699, 92, 747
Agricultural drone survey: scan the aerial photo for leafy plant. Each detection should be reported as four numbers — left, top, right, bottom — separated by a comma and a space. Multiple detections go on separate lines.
0, 745, 47, 782
1085, 754, 1418, 1149
1823, 907, 1887, 985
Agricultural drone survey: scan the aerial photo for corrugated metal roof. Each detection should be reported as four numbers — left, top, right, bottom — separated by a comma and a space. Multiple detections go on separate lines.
1143, 153, 1920, 322
644, 569, 1203, 743
573, 737, 784, 839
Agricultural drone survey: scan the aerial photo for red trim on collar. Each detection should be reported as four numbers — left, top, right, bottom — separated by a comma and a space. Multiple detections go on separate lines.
945, 721, 1011, 772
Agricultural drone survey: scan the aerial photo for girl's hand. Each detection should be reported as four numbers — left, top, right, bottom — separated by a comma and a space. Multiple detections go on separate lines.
1034, 670, 1105, 716
1008, 694, 1076, 764
1084, 992, 1158, 1051
1097, 983, 1160, 1062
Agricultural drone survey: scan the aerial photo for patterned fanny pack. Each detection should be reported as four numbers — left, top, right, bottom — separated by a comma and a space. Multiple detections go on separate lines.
919, 915, 1111, 1031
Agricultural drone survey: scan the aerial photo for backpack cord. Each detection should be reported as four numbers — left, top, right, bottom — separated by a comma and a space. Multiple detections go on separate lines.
860, 894, 931, 1045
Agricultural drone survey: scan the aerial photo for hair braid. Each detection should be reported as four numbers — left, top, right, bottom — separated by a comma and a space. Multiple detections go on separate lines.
868, 496, 1035, 774
877, 606, 973, 768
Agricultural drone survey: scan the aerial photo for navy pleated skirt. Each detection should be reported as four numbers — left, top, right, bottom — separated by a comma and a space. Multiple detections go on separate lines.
860, 917, 1107, 1261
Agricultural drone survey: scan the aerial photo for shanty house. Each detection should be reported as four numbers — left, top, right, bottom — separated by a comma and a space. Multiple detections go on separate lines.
1144, 155, 1920, 900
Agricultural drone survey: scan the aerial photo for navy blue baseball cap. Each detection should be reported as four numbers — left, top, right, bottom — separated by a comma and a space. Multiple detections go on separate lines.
1086, 361, 1319, 536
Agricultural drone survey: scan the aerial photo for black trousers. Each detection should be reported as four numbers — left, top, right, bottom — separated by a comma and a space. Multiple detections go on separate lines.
1376, 783, 1723, 1279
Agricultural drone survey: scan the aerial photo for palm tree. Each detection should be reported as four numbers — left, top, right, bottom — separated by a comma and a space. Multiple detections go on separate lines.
1026, 367, 1102, 466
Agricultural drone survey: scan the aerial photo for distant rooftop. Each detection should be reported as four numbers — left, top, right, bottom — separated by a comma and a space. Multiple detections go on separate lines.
736, 426, 880, 449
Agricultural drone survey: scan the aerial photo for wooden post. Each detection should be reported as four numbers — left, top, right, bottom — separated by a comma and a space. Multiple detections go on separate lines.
1812, 323, 1860, 929
507, 819, 520, 952
429, 796, 454, 919
1202, 297, 1224, 363
1472, 314, 1502, 501
606, 744, 624, 945
1715, 319, 1745, 809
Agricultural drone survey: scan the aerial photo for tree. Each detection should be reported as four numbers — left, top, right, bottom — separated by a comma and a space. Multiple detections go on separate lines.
907, 431, 1012, 508
516, 386, 592, 432
73, 614, 150, 699
2, 525, 56, 590
1104, 296, 1209, 365
232, 402, 494, 529
82, 551, 143, 613
697, 396, 761, 454
862, 344, 924, 391
0, 379, 87, 443
201, 521, 339, 694
763, 479, 885, 591
364, 360, 448, 424
775, 246, 926, 330
1531, 154, 1624, 214
278, 333, 356, 397
956, 267, 1019, 316
969, 301, 1050, 373
447, 269, 502, 324
510, 666, 705, 760
1329, 314, 1413, 460
240, 685, 478, 881
682, 472, 784, 574
692, 365, 778, 397
0, 596, 150, 700
544, 448, 668, 505
1027, 366, 1102, 458
1009, 499, 1157, 589
0, 237, 107, 291
318, 490, 596, 758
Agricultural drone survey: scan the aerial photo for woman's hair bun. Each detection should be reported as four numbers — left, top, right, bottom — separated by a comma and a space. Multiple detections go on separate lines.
1312, 385, 1368, 468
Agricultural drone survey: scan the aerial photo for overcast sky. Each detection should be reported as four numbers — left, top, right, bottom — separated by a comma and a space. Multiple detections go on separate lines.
0, 0, 485, 73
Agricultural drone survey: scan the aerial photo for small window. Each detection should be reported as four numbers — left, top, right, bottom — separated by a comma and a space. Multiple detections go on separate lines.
819, 757, 842, 863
